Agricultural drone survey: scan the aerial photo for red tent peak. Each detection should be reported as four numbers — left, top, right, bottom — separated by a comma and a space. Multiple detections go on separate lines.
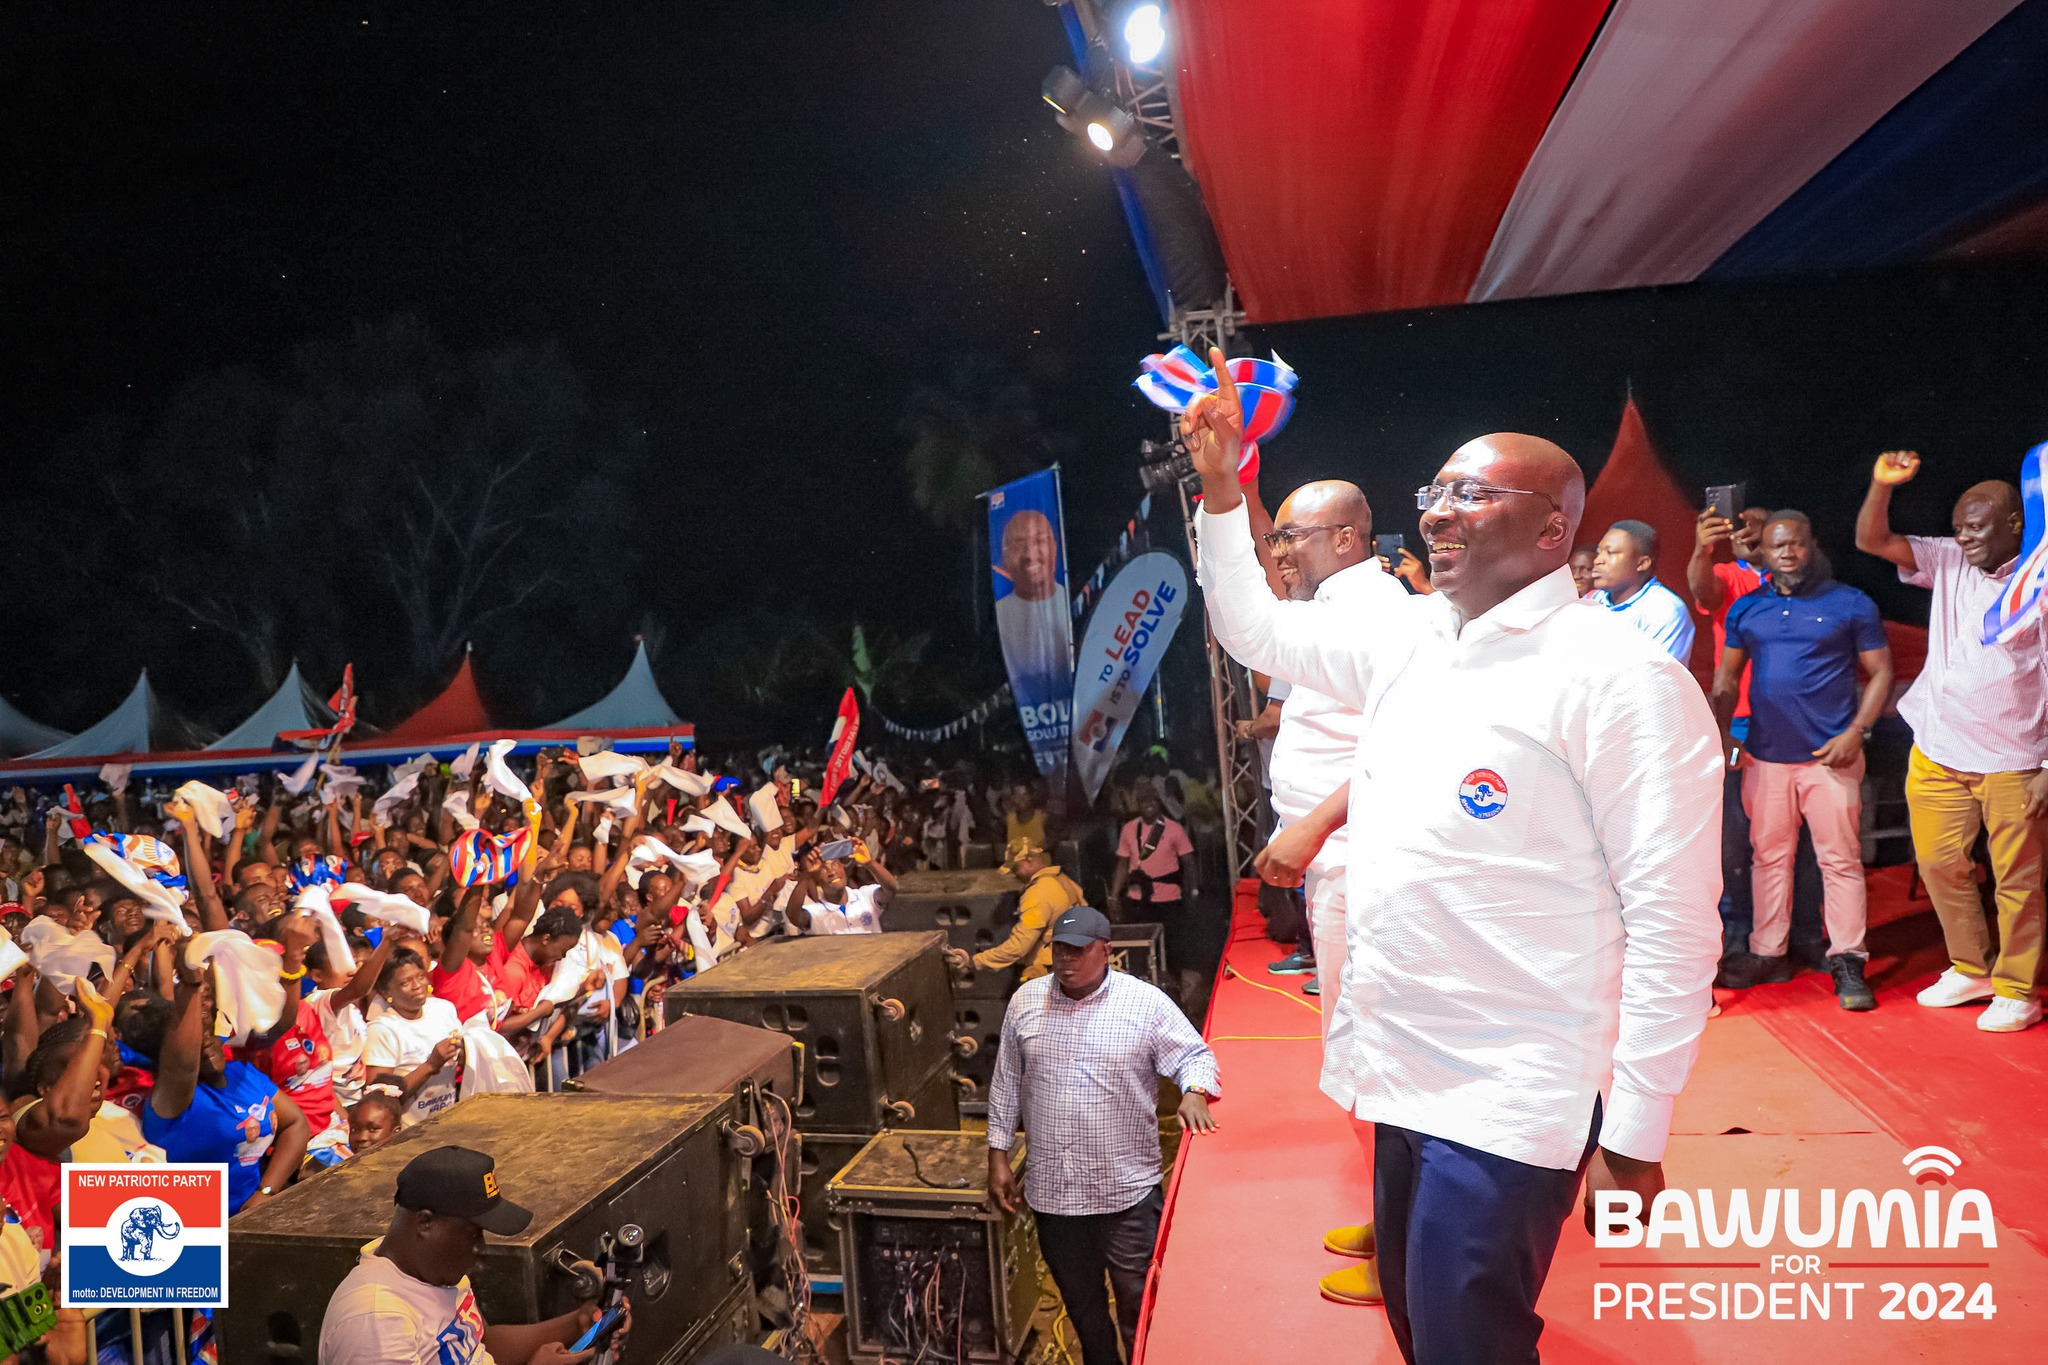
382, 654, 495, 742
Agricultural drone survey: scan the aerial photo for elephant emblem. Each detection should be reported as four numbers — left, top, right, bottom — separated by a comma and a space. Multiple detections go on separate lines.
119, 1203, 183, 1262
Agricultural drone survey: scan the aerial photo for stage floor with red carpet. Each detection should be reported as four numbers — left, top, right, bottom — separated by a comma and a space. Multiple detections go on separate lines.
1134, 868, 2048, 1361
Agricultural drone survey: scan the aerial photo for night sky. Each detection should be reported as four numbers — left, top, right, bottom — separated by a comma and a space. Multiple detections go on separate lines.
7, 2, 2048, 745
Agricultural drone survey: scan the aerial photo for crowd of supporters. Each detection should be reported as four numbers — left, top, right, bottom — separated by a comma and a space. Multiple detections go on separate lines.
0, 731, 1218, 1361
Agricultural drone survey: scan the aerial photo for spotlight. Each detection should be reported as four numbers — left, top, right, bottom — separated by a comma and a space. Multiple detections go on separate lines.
1041, 67, 1147, 168
1041, 65, 1085, 117
1080, 100, 1145, 167
1123, 3, 1167, 67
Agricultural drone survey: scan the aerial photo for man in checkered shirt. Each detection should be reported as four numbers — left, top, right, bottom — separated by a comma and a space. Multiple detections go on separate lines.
987, 905, 1219, 1365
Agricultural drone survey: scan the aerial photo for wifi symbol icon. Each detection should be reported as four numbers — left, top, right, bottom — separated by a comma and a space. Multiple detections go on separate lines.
1903, 1145, 1962, 1183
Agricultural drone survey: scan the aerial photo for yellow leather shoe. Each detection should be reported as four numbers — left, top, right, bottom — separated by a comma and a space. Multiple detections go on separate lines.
1322, 1223, 1376, 1258
1319, 1261, 1383, 1306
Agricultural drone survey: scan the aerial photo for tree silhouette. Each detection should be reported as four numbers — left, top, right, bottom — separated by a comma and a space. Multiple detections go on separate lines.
34, 317, 647, 712
900, 354, 1059, 531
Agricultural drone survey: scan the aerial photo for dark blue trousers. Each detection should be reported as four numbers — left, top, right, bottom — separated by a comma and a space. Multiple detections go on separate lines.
1373, 1104, 1601, 1365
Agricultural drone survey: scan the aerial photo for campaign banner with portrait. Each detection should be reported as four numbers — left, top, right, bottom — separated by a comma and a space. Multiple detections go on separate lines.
986, 469, 1075, 782
1071, 551, 1187, 804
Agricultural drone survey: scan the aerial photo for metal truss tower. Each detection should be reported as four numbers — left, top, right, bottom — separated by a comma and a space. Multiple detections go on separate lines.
1155, 288, 1268, 881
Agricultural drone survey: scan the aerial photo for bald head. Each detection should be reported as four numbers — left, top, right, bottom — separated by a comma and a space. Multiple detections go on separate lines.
1458, 433, 1587, 541
1277, 480, 1370, 529
1271, 480, 1371, 600
1953, 479, 2024, 571
1000, 510, 1058, 601
1421, 434, 1586, 618
1958, 481, 2020, 520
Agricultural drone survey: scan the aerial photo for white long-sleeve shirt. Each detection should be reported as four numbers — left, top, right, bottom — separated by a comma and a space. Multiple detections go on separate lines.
1265, 558, 1405, 879
1198, 499, 1722, 1168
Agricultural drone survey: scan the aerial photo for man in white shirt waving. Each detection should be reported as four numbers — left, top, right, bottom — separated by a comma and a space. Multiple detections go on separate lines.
1185, 352, 1722, 1364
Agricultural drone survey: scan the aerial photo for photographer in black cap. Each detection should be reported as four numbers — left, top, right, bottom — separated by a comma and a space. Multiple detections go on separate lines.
319, 1145, 629, 1365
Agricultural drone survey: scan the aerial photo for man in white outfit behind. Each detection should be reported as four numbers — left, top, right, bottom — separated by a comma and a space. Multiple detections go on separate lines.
1237, 478, 1405, 1307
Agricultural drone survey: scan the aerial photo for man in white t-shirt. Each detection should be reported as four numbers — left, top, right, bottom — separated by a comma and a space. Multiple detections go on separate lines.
709, 841, 794, 952
789, 840, 899, 935
745, 827, 802, 941
320, 1145, 621, 1365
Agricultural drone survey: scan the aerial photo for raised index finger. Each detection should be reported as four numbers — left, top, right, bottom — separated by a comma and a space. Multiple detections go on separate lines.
1208, 346, 1239, 413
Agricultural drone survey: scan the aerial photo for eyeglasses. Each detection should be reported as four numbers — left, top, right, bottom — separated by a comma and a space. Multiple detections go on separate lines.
1260, 524, 1351, 550
1415, 480, 1559, 512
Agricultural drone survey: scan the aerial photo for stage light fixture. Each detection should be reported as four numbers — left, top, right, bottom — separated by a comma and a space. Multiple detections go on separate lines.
1041, 65, 1085, 118
1080, 99, 1146, 167
1042, 66, 1147, 168
1123, 3, 1167, 66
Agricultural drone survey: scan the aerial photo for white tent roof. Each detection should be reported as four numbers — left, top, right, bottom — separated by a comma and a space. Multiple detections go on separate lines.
206, 661, 333, 751
0, 695, 69, 759
25, 670, 215, 759
547, 641, 682, 731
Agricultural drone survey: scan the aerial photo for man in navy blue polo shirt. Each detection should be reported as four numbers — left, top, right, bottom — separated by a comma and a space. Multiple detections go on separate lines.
1711, 512, 1893, 1010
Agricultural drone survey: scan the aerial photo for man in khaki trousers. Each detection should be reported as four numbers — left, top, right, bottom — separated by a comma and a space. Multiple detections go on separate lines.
1857, 449, 2047, 1032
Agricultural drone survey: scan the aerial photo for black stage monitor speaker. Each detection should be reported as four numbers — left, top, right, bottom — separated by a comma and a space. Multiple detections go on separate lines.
666, 933, 963, 1135
221, 1094, 749, 1365
827, 1131, 1037, 1364
883, 870, 1020, 955
571, 1013, 801, 1107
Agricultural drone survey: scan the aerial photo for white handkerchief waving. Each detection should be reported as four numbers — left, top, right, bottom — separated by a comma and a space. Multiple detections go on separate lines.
19, 920, 116, 995
578, 751, 646, 784
647, 764, 714, 797
293, 885, 357, 974
80, 840, 191, 935
484, 738, 531, 803
334, 883, 431, 935
185, 930, 287, 1045
174, 782, 238, 839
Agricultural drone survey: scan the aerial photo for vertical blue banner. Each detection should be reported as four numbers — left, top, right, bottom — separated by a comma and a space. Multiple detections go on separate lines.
1070, 551, 1187, 804
987, 469, 1074, 783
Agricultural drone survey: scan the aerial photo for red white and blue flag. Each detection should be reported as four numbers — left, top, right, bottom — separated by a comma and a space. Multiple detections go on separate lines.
450, 826, 531, 888
1134, 345, 1297, 483
1982, 441, 2048, 647
61, 1164, 229, 1308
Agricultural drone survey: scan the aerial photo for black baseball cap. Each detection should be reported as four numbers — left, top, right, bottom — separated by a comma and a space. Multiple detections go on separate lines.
394, 1146, 533, 1236
1049, 905, 1112, 947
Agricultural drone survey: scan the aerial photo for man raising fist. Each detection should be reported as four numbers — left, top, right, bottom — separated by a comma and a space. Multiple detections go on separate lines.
1857, 449, 2046, 1032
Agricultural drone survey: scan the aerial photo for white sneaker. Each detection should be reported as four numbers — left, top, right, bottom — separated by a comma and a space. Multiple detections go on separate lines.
1916, 968, 1997, 1008
1977, 997, 2043, 1033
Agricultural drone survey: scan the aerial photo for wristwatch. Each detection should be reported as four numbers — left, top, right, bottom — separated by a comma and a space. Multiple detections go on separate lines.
259, 1186, 276, 1197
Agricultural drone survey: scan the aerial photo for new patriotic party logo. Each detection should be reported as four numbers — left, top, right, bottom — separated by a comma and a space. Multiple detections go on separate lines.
1457, 769, 1509, 820
61, 1165, 229, 1307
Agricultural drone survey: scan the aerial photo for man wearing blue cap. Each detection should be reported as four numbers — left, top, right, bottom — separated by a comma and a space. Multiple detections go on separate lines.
987, 905, 1220, 1365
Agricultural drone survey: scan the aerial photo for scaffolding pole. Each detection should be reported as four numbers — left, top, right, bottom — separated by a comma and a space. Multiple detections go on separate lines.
1159, 289, 1267, 881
